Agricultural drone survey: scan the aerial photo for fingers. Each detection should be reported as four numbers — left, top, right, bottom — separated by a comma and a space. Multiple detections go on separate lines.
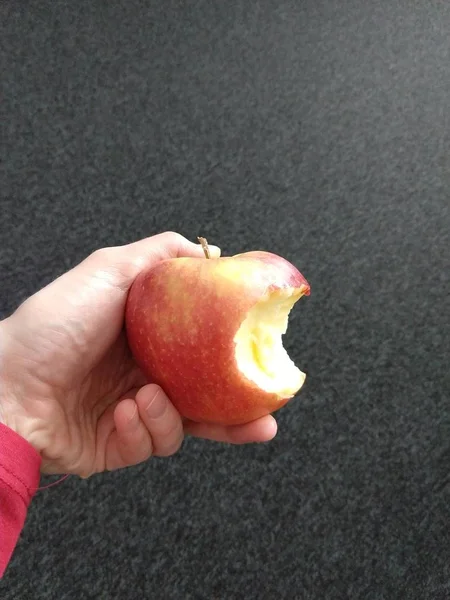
105, 385, 185, 471
123, 231, 221, 265
104, 384, 277, 472
135, 384, 185, 457
107, 398, 154, 470
83, 232, 221, 293
184, 414, 278, 445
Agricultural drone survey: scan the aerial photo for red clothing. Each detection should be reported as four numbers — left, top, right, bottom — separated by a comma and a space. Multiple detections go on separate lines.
0, 422, 41, 578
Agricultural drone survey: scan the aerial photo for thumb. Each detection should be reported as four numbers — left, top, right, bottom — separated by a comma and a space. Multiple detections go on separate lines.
80, 231, 221, 292
121, 231, 221, 267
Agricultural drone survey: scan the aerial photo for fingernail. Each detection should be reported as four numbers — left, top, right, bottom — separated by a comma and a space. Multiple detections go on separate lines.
208, 245, 221, 258
128, 404, 139, 428
145, 390, 167, 419
265, 416, 278, 441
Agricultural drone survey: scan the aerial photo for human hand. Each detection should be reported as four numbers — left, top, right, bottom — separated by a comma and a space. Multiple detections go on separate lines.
0, 233, 277, 477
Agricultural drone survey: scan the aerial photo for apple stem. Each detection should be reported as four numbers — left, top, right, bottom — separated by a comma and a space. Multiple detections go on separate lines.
197, 236, 211, 259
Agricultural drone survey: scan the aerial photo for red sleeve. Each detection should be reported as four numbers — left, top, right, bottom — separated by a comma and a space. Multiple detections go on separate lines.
0, 422, 41, 578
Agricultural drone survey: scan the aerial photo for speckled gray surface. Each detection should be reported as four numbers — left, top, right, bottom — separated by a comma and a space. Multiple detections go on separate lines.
1, 1, 449, 598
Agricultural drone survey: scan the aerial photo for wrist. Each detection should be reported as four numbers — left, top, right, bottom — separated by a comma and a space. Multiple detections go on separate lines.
0, 408, 45, 454
0, 318, 46, 455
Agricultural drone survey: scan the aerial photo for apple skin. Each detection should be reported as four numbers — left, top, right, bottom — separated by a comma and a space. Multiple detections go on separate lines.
125, 251, 310, 426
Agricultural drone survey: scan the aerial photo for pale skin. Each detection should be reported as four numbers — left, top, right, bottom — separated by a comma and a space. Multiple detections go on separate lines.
0, 232, 277, 478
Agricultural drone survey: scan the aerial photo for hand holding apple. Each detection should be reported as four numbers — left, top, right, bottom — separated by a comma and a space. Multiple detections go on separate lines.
126, 238, 310, 426
0, 233, 281, 477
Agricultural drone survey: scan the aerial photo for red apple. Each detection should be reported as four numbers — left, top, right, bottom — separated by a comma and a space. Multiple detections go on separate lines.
125, 241, 310, 426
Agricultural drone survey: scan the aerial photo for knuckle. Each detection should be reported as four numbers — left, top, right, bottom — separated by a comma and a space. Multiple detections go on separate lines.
163, 230, 183, 242
159, 231, 186, 248
88, 246, 118, 265
86, 246, 135, 292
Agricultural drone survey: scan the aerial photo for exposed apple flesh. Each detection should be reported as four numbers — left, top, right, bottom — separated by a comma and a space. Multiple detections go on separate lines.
125, 246, 310, 426
234, 288, 305, 397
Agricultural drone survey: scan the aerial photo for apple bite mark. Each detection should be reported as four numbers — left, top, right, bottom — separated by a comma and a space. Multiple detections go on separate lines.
234, 287, 308, 398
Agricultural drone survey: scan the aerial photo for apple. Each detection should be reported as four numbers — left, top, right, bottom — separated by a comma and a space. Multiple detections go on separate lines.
125, 239, 310, 426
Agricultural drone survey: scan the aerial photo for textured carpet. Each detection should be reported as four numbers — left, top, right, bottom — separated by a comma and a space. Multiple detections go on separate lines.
1, 1, 449, 598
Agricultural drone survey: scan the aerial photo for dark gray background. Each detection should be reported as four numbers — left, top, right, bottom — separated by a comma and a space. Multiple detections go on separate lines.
1, 1, 449, 599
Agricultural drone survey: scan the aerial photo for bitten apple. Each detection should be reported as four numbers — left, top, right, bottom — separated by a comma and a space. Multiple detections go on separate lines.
125, 240, 310, 426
